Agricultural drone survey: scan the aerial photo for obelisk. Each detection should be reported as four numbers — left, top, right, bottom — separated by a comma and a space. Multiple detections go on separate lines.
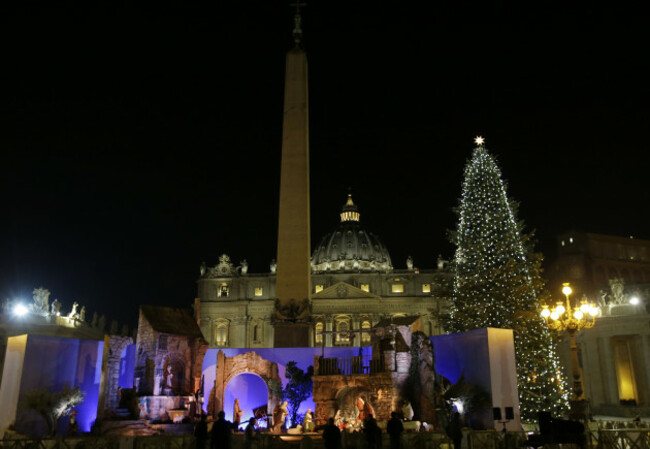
273, 7, 311, 347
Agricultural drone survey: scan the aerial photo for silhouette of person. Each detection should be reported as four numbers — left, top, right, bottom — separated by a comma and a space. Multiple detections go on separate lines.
211, 411, 233, 449
323, 418, 342, 449
363, 414, 382, 449
195, 413, 208, 449
387, 412, 404, 449
244, 418, 258, 449
448, 412, 463, 449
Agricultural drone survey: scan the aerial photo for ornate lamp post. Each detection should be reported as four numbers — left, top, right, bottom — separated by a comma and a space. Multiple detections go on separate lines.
540, 283, 600, 419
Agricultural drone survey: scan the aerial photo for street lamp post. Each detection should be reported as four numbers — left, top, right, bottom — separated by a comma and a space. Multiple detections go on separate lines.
540, 283, 600, 420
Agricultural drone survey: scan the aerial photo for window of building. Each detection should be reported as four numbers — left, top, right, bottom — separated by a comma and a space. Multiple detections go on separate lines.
612, 337, 638, 404
315, 322, 323, 344
218, 283, 230, 298
361, 320, 371, 343
215, 320, 229, 346
158, 334, 168, 351
254, 287, 263, 297
421, 283, 431, 293
360, 284, 370, 292
315, 285, 324, 293
336, 319, 350, 344
391, 284, 404, 293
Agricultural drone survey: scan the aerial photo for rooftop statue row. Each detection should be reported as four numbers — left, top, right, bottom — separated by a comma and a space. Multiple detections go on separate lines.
31, 287, 85, 321
4, 287, 131, 337
199, 254, 450, 279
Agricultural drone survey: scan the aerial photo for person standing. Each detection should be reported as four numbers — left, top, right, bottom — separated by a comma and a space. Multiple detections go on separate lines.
447, 412, 463, 449
244, 418, 258, 449
303, 409, 314, 432
387, 412, 404, 449
233, 399, 244, 430
272, 401, 288, 433
363, 414, 382, 449
67, 411, 79, 436
194, 414, 208, 449
211, 411, 233, 449
323, 418, 342, 449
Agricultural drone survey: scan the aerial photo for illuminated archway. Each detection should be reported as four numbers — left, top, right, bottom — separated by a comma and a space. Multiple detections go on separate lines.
225, 373, 269, 429
210, 350, 283, 425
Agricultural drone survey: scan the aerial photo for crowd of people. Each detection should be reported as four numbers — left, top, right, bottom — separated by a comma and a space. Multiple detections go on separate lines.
194, 402, 463, 449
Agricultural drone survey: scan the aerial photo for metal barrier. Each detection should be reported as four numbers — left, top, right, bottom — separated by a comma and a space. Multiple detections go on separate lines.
466, 430, 528, 449
596, 429, 650, 449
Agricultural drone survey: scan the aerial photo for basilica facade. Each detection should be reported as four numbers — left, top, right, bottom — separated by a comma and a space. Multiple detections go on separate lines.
196, 195, 450, 349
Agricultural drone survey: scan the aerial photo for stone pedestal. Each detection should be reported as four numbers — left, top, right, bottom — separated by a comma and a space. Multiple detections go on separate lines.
273, 322, 311, 348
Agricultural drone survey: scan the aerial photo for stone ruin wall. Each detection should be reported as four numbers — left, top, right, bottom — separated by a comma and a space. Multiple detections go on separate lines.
312, 372, 396, 425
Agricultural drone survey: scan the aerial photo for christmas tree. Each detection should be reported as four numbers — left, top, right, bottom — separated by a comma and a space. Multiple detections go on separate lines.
446, 137, 568, 421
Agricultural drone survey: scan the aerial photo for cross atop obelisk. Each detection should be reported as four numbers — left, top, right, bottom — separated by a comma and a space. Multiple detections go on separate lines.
290, 2, 306, 47
273, 4, 312, 347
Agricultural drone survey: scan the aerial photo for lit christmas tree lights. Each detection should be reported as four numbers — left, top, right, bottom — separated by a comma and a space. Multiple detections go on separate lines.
445, 138, 569, 421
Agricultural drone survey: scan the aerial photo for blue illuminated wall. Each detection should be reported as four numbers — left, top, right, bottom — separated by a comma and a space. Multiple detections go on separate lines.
431, 330, 491, 391
118, 344, 136, 389
15, 335, 103, 436
203, 347, 371, 428
431, 328, 520, 431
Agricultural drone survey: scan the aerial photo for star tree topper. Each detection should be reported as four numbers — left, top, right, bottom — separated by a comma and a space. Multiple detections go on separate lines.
474, 136, 485, 146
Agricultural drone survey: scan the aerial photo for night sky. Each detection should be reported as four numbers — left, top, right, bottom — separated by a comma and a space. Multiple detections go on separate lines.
2, 2, 648, 326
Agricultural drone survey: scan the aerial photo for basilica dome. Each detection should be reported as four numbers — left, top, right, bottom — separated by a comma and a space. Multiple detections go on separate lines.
311, 195, 393, 273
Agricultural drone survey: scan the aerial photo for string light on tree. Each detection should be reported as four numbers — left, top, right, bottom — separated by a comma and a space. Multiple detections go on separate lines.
443, 138, 569, 422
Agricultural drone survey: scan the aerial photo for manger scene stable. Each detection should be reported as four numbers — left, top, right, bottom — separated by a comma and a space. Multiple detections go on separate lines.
120, 307, 520, 435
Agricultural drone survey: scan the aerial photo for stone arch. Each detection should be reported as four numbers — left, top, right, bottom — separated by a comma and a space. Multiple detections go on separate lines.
211, 350, 282, 419
100, 335, 134, 416
160, 352, 190, 395
312, 372, 394, 425
336, 385, 376, 423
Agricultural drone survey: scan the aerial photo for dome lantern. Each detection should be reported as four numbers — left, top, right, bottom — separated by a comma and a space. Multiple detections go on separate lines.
340, 194, 360, 223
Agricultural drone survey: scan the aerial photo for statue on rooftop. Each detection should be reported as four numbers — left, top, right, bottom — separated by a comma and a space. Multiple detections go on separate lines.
68, 302, 79, 319
32, 287, 50, 314
51, 299, 61, 316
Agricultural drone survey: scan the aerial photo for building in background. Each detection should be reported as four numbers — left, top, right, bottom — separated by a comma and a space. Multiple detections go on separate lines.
548, 231, 650, 301
548, 232, 650, 417
196, 195, 450, 349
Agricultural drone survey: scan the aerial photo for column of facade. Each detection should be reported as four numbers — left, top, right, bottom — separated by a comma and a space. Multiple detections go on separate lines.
231, 317, 248, 348
599, 336, 619, 405
265, 317, 274, 347
352, 315, 361, 346
579, 331, 602, 406
325, 315, 333, 347
640, 334, 650, 401
244, 316, 252, 348
210, 318, 217, 346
